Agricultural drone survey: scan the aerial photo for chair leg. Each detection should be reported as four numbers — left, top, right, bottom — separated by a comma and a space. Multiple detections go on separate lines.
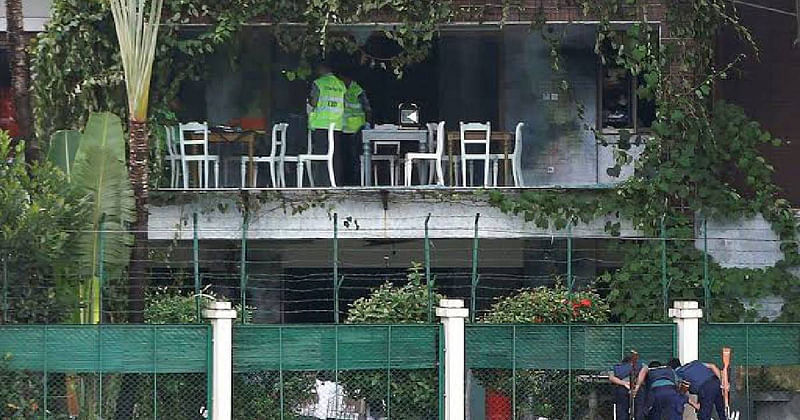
308, 162, 316, 187
214, 160, 220, 188
297, 160, 305, 188
203, 160, 209, 189
461, 158, 467, 187
279, 161, 287, 188
389, 159, 396, 186
492, 160, 499, 187
182, 161, 189, 189
435, 160, 444, 186
241, 160, 247, 188
269, 161, 277, 188
483, 157, 490, 187
404, 159, 413, 186
327, 159, 336, 188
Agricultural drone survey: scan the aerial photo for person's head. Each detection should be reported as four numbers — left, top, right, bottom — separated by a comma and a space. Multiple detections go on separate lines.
316, 62, 333, 77
667, 358, 682, 369
649, 361, 662, 368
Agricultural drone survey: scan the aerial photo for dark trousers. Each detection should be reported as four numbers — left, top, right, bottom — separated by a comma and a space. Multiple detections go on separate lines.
647, 386, 681, 420
698, 378, 726, 420
339, 132, 361, 186
310, 129, 342, 186
615, 386, 646, 420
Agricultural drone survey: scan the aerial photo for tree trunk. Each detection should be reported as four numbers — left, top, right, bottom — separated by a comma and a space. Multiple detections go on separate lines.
114, 120, 149, 420
127, 119, 149, 322
6, 0, 36, 161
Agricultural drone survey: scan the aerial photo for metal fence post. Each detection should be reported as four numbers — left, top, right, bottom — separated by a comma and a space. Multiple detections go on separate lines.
702, 218, 711, 322
279, 327, 285, 420
2, 255, 8, 323
386, 325, 392, 418
43, 324, 48, 419
240, 212, 249, 324
470, 213, 480, 323
333, 213, 340, 324
193, 212, 201, 321
567, 223, 573, 419
153, 325, 158, 420
661, 216, 669, 321
425, 213, 432, 323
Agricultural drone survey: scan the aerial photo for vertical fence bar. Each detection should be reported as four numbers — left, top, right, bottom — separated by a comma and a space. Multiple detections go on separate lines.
386, 325, 392, 419
512, 324, 517, 418
702, 218, 711, 322
42, 325, 48, 419
98, 215, 105, 323
1, 256, 6, 323
279, 327, 285, 420
470, 213, 480, 322
745, 324, 751, 420
567, 224, 573, 419
193, 212, 201, 321
661, 216, 669, 321
153, 325, 158, 420
240, 212, 249, 324
97, 218, 105, 418
334, 325, 340, 415
425, 213, 432, 323
333, 213, 340, 324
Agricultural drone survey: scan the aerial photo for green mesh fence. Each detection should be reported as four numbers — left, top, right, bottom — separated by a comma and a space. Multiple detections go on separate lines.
0, 325, 211, 419
466, 324, 676, 419
232, 324, 441, 419
699, 323, 800, 420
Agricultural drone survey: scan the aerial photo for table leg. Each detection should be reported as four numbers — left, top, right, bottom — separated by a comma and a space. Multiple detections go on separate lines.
504, 138, 510, 187
363, 136, 372, 187
248, 137, 255, 188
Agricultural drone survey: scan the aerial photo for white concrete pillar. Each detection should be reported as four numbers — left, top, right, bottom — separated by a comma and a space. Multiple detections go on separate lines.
203, 301, 237, 420
436, 299, 469, 420
669, 300, 703, 363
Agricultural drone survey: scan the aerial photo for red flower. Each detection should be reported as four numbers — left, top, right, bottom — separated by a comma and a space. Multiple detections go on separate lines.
580, 298, 592, 307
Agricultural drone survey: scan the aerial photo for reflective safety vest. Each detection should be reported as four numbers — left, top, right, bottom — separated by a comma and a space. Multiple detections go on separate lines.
343, 81, 366, 134
676, 361, 715, 394
309, 74, 346, 131
647, 366, 677, 389
613, 361, 643, 382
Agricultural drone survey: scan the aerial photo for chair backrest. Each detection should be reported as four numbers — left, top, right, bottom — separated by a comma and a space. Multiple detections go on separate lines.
178, 121, 209, 157
271, 123, 289, 158
164, 125, 178, 157
435, 121, 446, 157
460, 121, 491, 155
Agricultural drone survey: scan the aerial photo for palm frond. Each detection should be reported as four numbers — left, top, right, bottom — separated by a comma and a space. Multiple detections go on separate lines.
109, 0, 164, 121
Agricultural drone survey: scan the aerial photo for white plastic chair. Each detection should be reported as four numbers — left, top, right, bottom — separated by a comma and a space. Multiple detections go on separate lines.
460, 121, 491, 187
491, 122, 525, 187
297, 123, 336, 187
405, 121, 445, 186
164, 125, 181, 188
372, 141, 402, 186
241, 123, 288, 188
179, 121, 220, 189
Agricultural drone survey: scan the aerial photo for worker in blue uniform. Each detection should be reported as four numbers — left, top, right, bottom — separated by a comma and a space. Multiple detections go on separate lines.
669, 358, 727, 420
609, 355, 646, 419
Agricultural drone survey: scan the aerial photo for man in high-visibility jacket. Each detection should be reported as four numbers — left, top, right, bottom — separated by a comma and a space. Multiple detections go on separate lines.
340, 71, 371, 186
307, 62, 346, 186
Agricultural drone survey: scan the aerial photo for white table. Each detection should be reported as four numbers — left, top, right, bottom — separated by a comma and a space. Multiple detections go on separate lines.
361, 128, 428, 186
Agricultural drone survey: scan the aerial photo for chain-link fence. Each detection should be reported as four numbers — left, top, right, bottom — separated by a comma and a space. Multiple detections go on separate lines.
699, 323, 800, 420
232, 324, 442, 419
465, 324, 676, 419
0, 325, 210, 419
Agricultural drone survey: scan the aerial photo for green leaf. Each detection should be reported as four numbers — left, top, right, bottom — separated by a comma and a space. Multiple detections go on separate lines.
47, 130, 82, 182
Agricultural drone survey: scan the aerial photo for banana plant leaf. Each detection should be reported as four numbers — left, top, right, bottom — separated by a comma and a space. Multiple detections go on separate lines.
47, 130, 81, 181
71, 112, 134, 324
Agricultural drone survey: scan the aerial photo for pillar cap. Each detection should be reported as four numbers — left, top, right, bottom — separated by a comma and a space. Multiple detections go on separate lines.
203, 301, 238, 320
669, 300, 703, 320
